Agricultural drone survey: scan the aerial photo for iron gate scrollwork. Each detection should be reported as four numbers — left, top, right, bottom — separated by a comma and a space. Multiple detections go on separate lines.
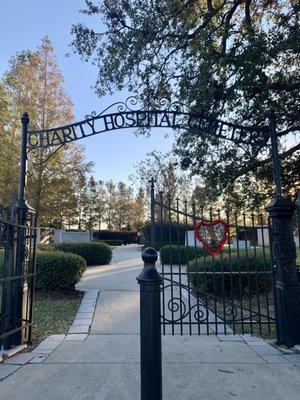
8, 98, 269, 352
148, 184, 277, 337
4, 97, 296, 356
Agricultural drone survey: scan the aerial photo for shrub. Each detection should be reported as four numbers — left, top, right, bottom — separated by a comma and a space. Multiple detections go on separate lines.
142, 240, 163, 251
187, 255, 273, 297
94, 239, 123, 246
54, 243, 112, 266
35, 251, 86, 290
160, 245, 206, 265
141, 222, 191, 246
92, 230, 137, 244
37, 244, 56, 252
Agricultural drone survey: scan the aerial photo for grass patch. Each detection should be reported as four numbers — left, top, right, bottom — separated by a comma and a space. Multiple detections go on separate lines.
31, 290, 84, 346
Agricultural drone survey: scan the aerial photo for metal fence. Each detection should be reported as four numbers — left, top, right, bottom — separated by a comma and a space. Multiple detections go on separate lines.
150, 192, 278, 337
295, 191, 300, 255
0, 205, 37, 350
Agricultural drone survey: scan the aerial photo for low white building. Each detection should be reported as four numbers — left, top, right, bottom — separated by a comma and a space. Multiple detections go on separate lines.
185, 227, 299, 249
54, 229, 91, 244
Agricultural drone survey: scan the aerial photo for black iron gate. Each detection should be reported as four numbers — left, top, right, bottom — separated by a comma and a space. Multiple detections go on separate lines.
0, 99, 297, 400
148, 182, 278, 337
0, 204, 37, 349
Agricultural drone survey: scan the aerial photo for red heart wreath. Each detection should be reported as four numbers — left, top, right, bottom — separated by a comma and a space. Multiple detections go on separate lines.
194, 220, 229, 256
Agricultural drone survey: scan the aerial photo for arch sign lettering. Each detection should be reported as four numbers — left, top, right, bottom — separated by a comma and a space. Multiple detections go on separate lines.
17, 95, 271, 213
26, 96, 266, 151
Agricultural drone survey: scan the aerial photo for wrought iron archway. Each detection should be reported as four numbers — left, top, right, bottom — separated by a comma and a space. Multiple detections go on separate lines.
1, 95, 291, 352
23, 95, 281, 209
26, 96, 268, 151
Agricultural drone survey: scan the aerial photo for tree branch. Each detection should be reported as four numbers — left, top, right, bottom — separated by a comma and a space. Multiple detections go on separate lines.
230, 142, 300, 182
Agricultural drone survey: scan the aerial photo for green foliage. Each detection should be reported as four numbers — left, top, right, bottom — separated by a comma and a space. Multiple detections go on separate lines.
94, 239, 123, 246
93, 230, 137, 244
37, 244, 56, 252
187, 256, 273, 297
0, 83, 19, 204
141, 222, 188, 246
132, 151, 192, 204
2, 37, 93, 222
160, 245, 206, 265
32, 290, 83, 344
71, 1, 300, 199
142, 241, 162, 251
54, 243, 112, 266
35, 251, 86, 290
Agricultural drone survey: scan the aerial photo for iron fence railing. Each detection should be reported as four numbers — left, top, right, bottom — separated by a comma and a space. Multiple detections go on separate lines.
0, 204, 37, 350
150, 192, 277, 337
295, 191, 300, 266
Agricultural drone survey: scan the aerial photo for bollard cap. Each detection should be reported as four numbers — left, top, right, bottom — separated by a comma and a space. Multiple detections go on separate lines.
142, 247, 158, 264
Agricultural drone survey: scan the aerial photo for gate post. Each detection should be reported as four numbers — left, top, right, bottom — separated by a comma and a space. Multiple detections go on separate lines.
137, 247, 162, 400
266, 197, 300, 347
150, 178, 156, 248
0, 207, 17, 349
266, 111, 300, 347
14, 112, 30, 346
18, 113, 30, 208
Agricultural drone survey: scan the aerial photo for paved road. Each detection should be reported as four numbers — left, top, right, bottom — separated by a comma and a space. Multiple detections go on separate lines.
0, 245, 300, 400
77, 244, 143, 292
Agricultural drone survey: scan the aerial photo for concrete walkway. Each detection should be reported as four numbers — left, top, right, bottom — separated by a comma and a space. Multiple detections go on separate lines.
0, 245, 300, 399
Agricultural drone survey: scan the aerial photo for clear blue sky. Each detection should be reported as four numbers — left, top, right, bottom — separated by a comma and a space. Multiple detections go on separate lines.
0, 1, 175, 184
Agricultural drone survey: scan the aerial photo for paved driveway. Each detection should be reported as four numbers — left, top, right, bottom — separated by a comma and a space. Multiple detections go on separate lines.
0, 245, 300, 400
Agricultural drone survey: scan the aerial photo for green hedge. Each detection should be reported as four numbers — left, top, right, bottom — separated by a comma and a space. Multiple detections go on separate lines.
187, 255, 273, 297
160, 245, 206, 265
94, 239, 123, 246
54, 243, 112, 266
35, 251, 86, 290
92, 230, 137, 244
141, 222, 189, 246
142, 240, 162, 251
37, 244, 56, 252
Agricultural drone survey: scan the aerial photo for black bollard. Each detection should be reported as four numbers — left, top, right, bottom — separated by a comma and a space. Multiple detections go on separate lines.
137, 247, 163, 400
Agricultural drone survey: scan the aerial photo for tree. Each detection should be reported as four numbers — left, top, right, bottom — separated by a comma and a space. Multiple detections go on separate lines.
72, 1, 300, 198
114, 181, 133, 230
82, 176, 99, 234
132, 151, 193, 204
192, 176, 271, 216
0, 82, 19, 204
75, 172, 86, 231
3, 37, 92, 224
79, 179, 145, 232
104, 180, 117, 230
132, 187, 147, 231
94, 179, 106, 230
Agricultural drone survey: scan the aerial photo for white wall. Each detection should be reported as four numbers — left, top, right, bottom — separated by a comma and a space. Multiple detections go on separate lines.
256, 227, 270, 246
185, 230, 203, 247
54, 230, 91, 244
185, 227, 299, 249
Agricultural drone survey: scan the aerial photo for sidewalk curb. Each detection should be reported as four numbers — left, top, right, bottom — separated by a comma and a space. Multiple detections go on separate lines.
0, 290, 99, 381
65, 290, 99, 340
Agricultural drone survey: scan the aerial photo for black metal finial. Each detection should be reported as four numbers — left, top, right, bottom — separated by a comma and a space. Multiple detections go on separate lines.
142, 247, 158, 264
21, 112, 29, 124
149, 177, 156, 186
